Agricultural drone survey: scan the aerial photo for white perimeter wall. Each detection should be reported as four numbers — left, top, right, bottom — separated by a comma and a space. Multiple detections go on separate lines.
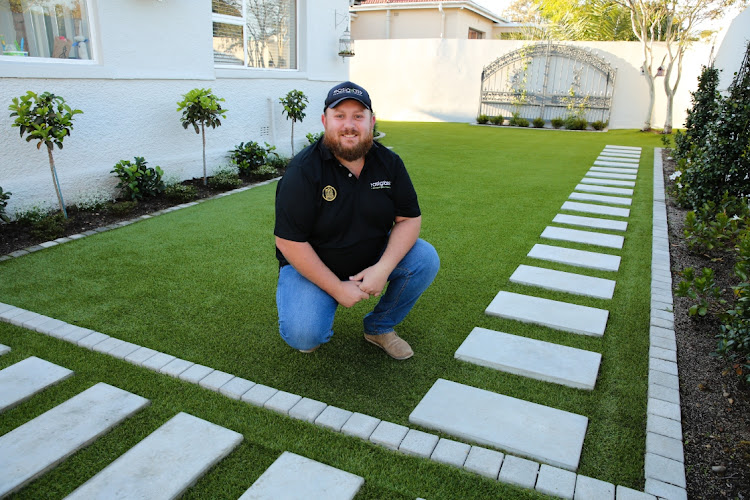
0, 0, 349, 215
713, 6, 750, 92
350, 38, 714, 129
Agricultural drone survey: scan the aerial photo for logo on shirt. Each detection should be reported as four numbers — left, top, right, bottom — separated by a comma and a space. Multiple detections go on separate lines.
370, 180, 391, 190
322, 185, 337, 201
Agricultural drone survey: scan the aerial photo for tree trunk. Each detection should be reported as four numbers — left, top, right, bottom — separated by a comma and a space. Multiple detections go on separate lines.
291, 121, 295, 156
201, 122, 207, 186
643, 66, 655, 131
47, 145, 67, 218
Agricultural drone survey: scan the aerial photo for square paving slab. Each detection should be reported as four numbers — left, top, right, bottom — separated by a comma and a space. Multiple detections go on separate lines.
0, 383, 149, 497
239, 451, 364, 500
527, 244, 621, 272
541, 226, 624, 249
455, 327, 601, 389
0, 356, 74, 412
509, 264, 616, 299
66, 412, 243, 500
561, 201, 630, 218
485, 291, 608, 337
569, 192, 632, 206
575, 184, 634, 196
553, 214, 627, 231
409, 379, 588, 471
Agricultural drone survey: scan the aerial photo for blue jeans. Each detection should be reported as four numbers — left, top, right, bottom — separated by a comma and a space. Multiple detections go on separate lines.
276, 238, 440, 350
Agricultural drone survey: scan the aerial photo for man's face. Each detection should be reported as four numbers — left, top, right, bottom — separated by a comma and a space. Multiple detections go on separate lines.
322, 100, 376, 162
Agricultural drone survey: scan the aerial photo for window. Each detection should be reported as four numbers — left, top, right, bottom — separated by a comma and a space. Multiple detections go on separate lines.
0, 0, 92, 60
212, 0, 297, 70
468, 28, 484, 40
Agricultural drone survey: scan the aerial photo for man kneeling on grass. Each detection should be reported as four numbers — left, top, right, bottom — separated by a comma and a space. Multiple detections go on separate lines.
273, 81, 439, 360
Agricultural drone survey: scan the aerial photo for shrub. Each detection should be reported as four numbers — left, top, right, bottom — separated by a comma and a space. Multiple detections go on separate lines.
490, 115, 504, 125
177, 88, 227, 185
564, 116, 588, 130
230, 141, 277, 176
591, 120, 608, 131
15, 206, 66, 240
550, 117, 564, 129
532, 117, 545, 128
674, 65, 721, 163
476, 114, 489, 124
509, 113, 529, 127
267, 155, 289, 171
107, 200, 138, 217
165, 183, 198, 203
306, 132, 324, 145
252, 164, 280, 179
279, 89, 308, 155
0, 187, 11, 223
208, 167, 242, 190
111, 157, 165, 201
683, 196, 749, 254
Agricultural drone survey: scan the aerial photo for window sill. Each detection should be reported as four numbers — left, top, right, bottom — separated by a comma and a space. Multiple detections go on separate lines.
214, 66, 306, 80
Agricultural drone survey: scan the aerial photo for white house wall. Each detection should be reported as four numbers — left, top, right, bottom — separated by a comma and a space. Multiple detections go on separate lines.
350, 38, 713, 128
713, 6, 750, 92
0, 0, 349, 215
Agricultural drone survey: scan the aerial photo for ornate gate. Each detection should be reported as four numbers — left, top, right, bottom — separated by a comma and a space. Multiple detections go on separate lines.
478, 43, 617, 123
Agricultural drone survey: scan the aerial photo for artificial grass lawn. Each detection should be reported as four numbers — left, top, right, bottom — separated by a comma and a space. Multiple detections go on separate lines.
0, 123, 665, 498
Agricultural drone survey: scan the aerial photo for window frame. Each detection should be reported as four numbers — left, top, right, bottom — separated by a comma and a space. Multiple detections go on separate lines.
212, 0, 299, 72
468, 28, 485, 40
0, 0, 97, 64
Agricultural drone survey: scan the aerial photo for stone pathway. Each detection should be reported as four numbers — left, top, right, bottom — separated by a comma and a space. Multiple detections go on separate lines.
0, 147, 688, 499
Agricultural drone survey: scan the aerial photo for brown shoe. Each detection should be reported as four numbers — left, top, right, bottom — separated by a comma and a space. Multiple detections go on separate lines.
364, 331, 413, 360
299, 345, 319, 353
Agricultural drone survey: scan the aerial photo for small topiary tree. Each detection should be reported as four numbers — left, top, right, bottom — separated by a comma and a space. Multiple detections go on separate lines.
8, 91, 83, 218
177, 88, 227, 185
279, 90, 308, 156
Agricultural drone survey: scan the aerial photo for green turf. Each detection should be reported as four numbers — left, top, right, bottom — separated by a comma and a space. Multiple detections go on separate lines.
0, 123, 665, 498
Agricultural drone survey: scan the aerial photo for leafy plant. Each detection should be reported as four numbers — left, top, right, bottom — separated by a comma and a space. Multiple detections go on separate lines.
673, 65, 721, 163
550, 117, 564, 129
508, 113, 529, 127
564, 116, 588, 130
683, 196, 749, 254
306, 131, 324, 145
0, 187, 11, 223
266, 155, 289, 171
177, 88, 227, 185
111, 157, 165, 201
208, 167, 242, 190
490, 115, 504, 125
532, 117, 545, 128
675, 267, 726, 317
164, 183, 198, 203
8, 91, 83, 218
107, 200, 138, 217
476, 114, 489, 124
230, 141, 277, 175
591, 120, 608, 131
74, 190, 112, 212
279, 89, 308, 155
15, 206, 66, 240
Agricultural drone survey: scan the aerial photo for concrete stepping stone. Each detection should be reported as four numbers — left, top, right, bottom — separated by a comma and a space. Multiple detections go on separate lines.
575, 184, 634, 196
579, 177, 636, 187
0, 344, 9, 356
0, 383, 149, 497
455, 327, 601, 390
593, 160, 639, 169
315, 406, 354, 432
536, 464, 577, 499
569, 192, 632, 206
604, 144, 641, 151
370, 421, 409, 450
430, 437, 471, 467
0, 356, 74, 412
510, 264, 616, 299
464, 446, 504, 479
585, 171, 637, 180
553, 214, 627, 231
597, 155, 639, 163
541, 226, 624, 249
575, 475, 615, 500
66, 412, 243, 500
410, 379, 588, 470
498, 455, 540, 489
561, 201, 630, 218
399, 429, 439, 458
528, 244, 621, 272
486, 291, 608, 337
590, 166, 639, 174
239, 451, 364, 500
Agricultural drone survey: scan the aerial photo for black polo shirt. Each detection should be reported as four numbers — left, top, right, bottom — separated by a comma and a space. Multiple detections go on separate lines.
274, 139, 421, 280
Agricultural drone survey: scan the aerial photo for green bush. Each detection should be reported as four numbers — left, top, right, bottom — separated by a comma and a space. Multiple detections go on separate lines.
107, 200, 138, 217
164, 183, 198, 203
476, 114, 489, 124
230, 141, 278, 176
208, 168, 242, 190
266, 155, 289, 171
306, 132, 324, 145
509, 113, 529, 127
74, 191, 112, 212
532, 117, 545, 128
15, 207, 66, 240
564, 116, 588, 130
674, 65, 721, 163
683, 196, 749, 254
591, 120, 608, 131
0, 187, 11, 223
550, 117, 564, 129
111, 157, 165, 201
252, 164, 280, 178
490, 115, 504, 125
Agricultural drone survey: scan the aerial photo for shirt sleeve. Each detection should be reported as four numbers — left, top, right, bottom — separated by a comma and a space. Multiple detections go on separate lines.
392, 155, 421, 218
274, 165, 317, 242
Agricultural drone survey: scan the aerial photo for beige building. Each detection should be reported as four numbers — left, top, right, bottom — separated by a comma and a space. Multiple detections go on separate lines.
350, 0, 522, 40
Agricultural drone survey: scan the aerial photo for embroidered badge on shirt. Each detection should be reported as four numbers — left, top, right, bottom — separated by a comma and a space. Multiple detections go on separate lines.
322, 185, 337, 201
370, 180, 391, 190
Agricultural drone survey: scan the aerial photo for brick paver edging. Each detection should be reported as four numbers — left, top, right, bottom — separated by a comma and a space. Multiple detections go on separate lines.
0, 152, 685, 499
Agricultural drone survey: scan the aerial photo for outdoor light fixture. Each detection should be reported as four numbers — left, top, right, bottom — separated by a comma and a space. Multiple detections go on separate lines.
335, 10, 354, 60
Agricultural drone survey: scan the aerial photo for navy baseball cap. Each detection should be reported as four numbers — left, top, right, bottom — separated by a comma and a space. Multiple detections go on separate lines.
324, 81, 372, 111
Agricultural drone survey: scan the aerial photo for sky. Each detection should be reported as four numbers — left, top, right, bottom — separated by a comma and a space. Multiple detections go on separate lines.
472, 0, 514, 17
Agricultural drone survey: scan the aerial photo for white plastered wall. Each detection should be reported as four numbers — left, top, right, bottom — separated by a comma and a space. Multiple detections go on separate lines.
713, 6, 750, 92
350, 38, 713, 129
0, 0, 349, 215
